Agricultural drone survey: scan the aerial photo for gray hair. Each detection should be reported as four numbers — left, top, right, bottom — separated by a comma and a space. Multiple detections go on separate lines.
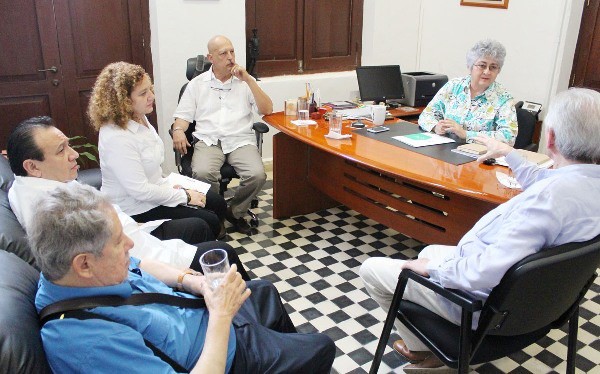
544, 88, 600, 164
28, 183, 114, 281
466, 39, 506, 70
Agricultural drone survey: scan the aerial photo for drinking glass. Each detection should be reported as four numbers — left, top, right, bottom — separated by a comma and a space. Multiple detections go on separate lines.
199, 249, 230, 290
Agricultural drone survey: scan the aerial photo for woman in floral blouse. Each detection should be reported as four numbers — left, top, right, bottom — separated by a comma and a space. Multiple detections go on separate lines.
418, 39, 518, 144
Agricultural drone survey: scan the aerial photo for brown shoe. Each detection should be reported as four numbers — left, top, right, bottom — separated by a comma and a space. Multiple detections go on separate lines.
226, 206, 252, 235
393, 339, 431, 364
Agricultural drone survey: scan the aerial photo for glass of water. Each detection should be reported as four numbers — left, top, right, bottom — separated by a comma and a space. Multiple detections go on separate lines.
199, 249, 230, 290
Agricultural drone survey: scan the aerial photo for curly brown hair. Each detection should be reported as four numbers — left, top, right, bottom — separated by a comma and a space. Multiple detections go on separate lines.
88, 62, 149, 130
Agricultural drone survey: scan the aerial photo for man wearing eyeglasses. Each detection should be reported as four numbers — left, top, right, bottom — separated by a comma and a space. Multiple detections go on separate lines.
418, 39, 518, 145
172, 35, 273, 235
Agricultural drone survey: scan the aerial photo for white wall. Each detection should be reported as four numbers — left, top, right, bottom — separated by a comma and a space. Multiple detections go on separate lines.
150, 0, 584, 173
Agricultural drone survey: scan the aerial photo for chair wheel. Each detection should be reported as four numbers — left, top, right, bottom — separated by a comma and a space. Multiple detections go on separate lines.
250, 199, 259, 209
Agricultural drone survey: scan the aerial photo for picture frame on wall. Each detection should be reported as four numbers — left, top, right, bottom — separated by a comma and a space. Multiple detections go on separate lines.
460, 0, 509, 9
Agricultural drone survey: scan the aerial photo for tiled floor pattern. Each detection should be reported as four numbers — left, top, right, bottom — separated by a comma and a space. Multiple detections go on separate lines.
223, 180, 600, 373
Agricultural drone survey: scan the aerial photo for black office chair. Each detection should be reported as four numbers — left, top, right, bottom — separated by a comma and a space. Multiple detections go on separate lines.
170, 55, 269, 228
370, 234, 600, 374
514, 101, 539, 151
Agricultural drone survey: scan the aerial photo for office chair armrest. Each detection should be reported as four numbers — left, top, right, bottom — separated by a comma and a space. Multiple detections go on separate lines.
252, 122, 270, 133
400, 270, 483, 312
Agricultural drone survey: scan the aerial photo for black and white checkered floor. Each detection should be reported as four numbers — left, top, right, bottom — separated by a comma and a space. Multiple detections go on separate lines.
224, 180, 600, 373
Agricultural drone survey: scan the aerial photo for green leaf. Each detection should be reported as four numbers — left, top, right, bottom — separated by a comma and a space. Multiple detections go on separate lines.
78, 152, 98, 162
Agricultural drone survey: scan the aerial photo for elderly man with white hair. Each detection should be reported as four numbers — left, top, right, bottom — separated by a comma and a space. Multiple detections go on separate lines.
361, 88, 600, 370
31, 183, 335, 373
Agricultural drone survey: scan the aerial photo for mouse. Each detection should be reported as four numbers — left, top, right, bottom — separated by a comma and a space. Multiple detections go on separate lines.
483, 158, 496, 165
350, 121, 365, 128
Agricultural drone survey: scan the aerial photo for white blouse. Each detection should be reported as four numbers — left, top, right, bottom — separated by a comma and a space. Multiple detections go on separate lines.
99, 119, 187, 216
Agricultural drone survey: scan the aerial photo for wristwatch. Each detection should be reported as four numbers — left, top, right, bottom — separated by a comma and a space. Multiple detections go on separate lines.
176, 269, 197, 291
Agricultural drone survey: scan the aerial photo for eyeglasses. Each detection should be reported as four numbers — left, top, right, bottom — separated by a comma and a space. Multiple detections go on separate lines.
210, 77, 233, 99
473, 63, 500, 72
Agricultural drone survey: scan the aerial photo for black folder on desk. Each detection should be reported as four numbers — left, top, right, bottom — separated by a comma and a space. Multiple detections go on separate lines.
352, 123, 474, 165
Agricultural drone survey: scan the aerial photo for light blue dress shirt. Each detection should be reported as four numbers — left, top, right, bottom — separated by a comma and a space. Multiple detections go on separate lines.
36, 257, 236, 373
426, 151, 600, 302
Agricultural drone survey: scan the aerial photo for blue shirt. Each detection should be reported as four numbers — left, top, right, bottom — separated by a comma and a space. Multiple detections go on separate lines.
35, 257, 236, 373
426, 152, 600, 302
418, 76, 518, 144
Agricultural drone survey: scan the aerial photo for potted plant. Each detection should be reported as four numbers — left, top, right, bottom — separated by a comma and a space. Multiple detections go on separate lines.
69, 136, 98, 169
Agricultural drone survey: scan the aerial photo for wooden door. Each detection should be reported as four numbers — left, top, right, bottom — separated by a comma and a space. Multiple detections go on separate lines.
0, 0, 69, 141
0, 0, 152, 148
570, 0, 600, 91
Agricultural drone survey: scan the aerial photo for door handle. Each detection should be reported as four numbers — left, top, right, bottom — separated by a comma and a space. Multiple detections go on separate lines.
38, 66, 58, 73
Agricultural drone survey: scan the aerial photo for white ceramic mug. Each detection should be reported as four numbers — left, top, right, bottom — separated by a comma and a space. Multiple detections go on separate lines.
371, 105, 386, 126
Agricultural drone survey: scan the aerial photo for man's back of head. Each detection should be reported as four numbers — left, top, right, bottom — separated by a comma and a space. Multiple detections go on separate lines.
545, 88, 600, 165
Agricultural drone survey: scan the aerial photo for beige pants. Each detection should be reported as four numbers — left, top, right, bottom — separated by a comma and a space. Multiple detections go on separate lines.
360, 245, 463, 351
191, 142, 266, 218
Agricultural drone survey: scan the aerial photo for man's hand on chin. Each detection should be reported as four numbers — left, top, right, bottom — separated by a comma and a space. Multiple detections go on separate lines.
401, 258, 430, 277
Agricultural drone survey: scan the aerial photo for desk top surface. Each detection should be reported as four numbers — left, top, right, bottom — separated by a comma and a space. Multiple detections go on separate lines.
263, 111, 520, 205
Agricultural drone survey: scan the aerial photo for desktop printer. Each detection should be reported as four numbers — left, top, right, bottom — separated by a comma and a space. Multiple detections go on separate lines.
399, 72, 448, 107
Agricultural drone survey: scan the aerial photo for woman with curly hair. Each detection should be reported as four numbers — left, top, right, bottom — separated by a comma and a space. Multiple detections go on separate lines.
88, 62, 227, 241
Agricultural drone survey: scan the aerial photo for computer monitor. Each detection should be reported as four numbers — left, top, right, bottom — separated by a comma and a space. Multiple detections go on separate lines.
356, 65, 405, 104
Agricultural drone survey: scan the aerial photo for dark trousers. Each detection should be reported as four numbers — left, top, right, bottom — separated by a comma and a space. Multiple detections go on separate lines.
132, 189, 226, 240
232, 281, 335, 374
149, 217, 213, 244
189, 241, 251, 281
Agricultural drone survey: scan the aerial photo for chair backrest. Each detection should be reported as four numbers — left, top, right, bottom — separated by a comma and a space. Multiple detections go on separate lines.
478, 234, 600, 337
514, 101, 538, 151
178, 55, 212, 102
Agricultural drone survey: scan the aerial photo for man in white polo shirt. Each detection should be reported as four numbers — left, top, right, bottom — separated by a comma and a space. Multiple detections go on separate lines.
172, 35, 273, 235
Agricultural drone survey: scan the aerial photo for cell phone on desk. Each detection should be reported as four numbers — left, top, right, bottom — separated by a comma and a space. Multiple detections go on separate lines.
367, 126, 390, 133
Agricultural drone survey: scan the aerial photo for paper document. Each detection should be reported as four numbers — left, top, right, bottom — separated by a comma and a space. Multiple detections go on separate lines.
451, 148, 478, 158
338, 107, 372, 119
494, 156, 554, 169
496, 172, 521, 189
166, 173, 210, 194
393, 133, 455, 147
291, 119, 317, 126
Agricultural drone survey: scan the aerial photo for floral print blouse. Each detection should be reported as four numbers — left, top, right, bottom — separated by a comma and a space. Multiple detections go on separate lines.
418, 76, 518, 144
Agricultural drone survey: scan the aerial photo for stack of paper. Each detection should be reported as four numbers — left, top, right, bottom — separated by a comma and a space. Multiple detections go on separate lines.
338, 106, 372, 119
166, 173, 210, 194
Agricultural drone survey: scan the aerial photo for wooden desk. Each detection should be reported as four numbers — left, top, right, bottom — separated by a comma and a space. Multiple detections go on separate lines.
264, 112, 519, 245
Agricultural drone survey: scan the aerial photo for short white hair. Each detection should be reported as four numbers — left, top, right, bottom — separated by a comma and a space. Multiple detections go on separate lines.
28, 184, 114, 281
466, 39, 506, 70
545, 88, 600, 164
